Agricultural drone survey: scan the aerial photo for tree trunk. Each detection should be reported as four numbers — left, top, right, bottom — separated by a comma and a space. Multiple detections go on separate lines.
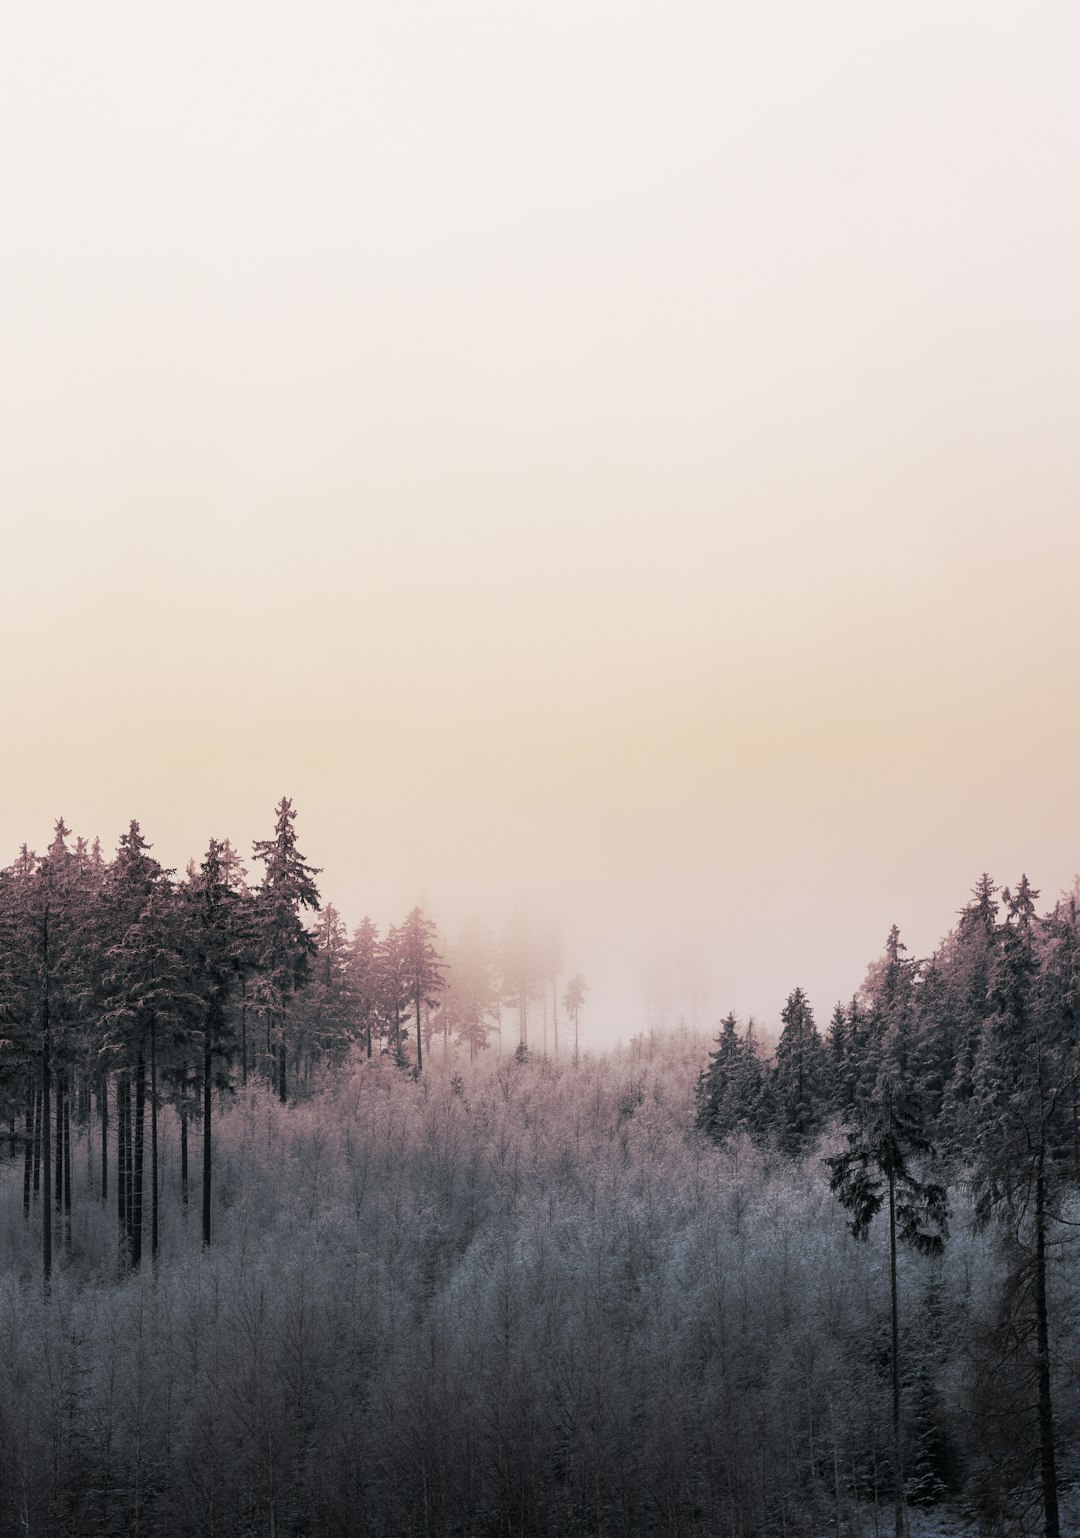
416, 994, 423, 1073
22, 1078, 33, 1220
279, 1034, 288, 1103
553, 971, 559, 1058
132, 1050, 145, 1269
117, 1071, 127, 1252
180, 1099, 189, 1209
150, 1019, 159, 1263
887, 1147, 904, 1538
125, 1072, 134, 1241
54, 1067, 63, 1218
203, 1027, 212, 1247
241, 977, 248, 1087
1034, 1140, 1060, 1538
32, 1082, 41, 1197
100, 1073, 108, 1204
63, 1073, 71, 1244
42, 972, 52, 1290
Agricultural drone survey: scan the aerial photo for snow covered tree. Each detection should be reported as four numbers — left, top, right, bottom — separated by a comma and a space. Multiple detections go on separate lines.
827, 1071, 947, 1538
293, 903, 355, 1079
966, 877, 1079, 1538
397, 907, 444, 1073
563, 973, 587, 1064
251, 798, 320, 1102
695, 1012, 766, 1145
348, 916, 381, 1059
441, 920, 498, 1061
183, 838, 245, 1247
769, 986, 828, 1154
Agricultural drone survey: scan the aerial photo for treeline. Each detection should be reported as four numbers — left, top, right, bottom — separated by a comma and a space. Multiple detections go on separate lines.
0, 1031, 1075, 1538
696, 875, 1080, 1538
0, 800, 586, 1288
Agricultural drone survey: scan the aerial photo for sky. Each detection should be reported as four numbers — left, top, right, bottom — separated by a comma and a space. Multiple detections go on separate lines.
3, 0, 1080, 1047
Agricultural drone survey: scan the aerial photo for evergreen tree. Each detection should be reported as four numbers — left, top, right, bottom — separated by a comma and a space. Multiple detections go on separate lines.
397, 907, 444, 1073
827, 1067, 947, 1538
695, 1012, 766, 1144
563, 973, 587, 1064
348, 916, 381, 1059
294, 903, 355, 1079
770, 987, 828, 1154
251, 798, 321, 1102
967, 877, 1077, 1538
183, 838, 244, 1248
441, 919, 498, 1061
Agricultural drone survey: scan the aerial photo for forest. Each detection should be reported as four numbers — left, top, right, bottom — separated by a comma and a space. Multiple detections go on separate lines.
0, 801, 1078, 1538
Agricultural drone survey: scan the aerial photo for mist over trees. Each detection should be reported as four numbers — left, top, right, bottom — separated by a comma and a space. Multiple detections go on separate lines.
1, 822, 1078, 1538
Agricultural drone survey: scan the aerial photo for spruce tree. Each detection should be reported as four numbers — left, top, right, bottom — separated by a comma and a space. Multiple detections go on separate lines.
770, 987, 828, 1154
827, 1069, 947, 1538
398, 907, 444, 1073
967, 878, 1078, 1538
695, 1012, 766, 1145
251, 798, 320, 1101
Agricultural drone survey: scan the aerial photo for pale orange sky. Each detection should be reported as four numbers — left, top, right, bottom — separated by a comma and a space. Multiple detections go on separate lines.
3, 1, 1079, 1044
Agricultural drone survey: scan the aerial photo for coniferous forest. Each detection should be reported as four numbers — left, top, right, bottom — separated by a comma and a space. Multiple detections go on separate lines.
1, 806, 1079, 1538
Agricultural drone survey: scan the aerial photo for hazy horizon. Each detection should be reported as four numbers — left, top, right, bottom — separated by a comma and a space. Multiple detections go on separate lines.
4, 0, 1079, 1047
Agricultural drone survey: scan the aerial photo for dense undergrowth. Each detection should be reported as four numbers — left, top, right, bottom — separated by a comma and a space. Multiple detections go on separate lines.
0, 1037, 1077, 1538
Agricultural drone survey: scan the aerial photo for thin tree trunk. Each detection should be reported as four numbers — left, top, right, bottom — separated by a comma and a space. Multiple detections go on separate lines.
887, 1147, 904, 1538
150, 1019, 159, 1263
416, 994, 423, 1073
241, 977, 248, 1086
1035, 1140, 1060, 1538
33, 1082, 41, 1197
117, 1071, 127, 1252
100, 1073, 108, 1204
22, 1077, 33, 1220
553, 971, 559, 1058
125, 1071, 134, 1241
55, 1067, 63, 1217
132, 1050, 145, 1268
203, 1026, 212, 1246
42, 961, 52, 1290
180, 1099, 189, 1209
63, 1073, 72, 1244
279, 1027, 288, 1104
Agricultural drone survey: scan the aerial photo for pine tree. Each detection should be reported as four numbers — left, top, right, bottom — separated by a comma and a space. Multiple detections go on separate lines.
294, 903, 355, 1079
348, 917, 381, 1059
251, 798, 320, 1102
183, 838, 244, 1248
563, 974, 587, 1064
967, 877, 1077, 1538
397, 907, 444, 1073
100, 822, 182, 1268
441, 920, 498, 1061
770, 987, 828, 1154
695, 1012, 766, 1144
827, 1069, 947, 1538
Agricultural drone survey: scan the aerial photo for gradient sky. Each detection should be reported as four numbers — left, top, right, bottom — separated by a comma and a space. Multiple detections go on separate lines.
3, 0, 1079, 1045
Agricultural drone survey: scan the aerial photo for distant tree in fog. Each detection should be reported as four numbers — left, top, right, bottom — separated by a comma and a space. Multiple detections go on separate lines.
563, 972, 587, 1063
398, 907, 444, 1073
348, 915, 381, 1058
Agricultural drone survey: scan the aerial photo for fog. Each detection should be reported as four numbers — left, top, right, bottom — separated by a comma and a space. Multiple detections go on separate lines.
3, 0, 1080, 1044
